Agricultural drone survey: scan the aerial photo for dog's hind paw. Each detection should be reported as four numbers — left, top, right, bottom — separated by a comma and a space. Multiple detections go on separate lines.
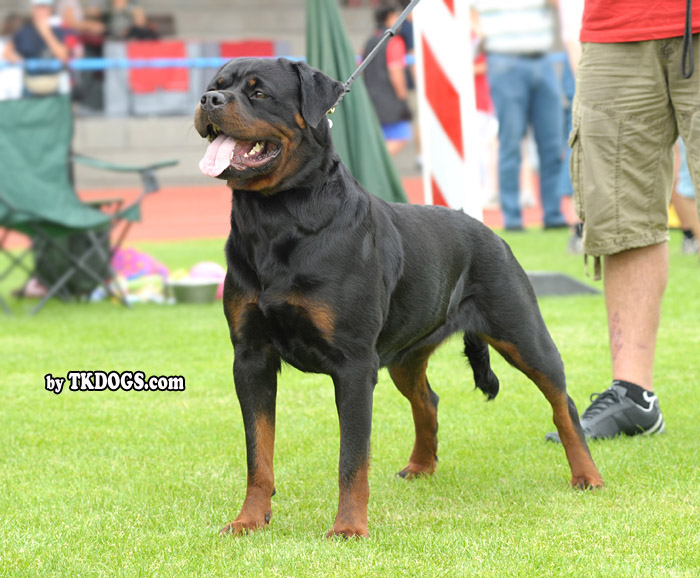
219, 511, 272, 536
325, 524, 368, 539
397, 460, 437, 480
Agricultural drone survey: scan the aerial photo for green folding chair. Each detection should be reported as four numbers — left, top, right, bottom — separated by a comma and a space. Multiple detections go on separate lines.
0, 94, 177, 314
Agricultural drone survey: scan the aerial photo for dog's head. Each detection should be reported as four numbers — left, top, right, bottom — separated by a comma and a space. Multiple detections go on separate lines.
195, 58, 345, 194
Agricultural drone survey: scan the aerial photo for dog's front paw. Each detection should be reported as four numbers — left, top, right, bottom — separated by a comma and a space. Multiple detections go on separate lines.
219, 511, 272, 536
570, 474, 604, 490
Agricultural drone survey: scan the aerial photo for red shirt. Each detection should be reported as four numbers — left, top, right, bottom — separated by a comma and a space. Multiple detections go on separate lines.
474, 53, 492, 114
385, 35, 406, 69
581, 0, 700, 43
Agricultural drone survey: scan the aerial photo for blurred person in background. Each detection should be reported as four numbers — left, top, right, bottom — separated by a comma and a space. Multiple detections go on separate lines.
56, 0, 105, 37
556, 0, 585, 252
93, 0, 156, 40
363, 2, 413, 156
3, 0, 69, 97
471, 0, 568, 231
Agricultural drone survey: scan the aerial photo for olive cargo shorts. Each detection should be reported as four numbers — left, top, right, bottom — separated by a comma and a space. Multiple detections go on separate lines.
570, 36, 700, 258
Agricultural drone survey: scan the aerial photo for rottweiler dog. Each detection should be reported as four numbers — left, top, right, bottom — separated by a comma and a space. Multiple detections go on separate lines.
194, 58, 603, 539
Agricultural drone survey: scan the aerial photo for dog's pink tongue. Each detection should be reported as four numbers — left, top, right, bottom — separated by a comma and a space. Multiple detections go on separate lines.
199, 134, 236, 177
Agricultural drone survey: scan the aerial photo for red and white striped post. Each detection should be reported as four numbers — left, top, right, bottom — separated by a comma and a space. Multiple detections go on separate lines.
413, 0, 482, 220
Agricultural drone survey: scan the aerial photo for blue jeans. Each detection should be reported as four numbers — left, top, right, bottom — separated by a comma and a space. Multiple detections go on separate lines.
487, 53, 566, 228
557, 54, 576, 196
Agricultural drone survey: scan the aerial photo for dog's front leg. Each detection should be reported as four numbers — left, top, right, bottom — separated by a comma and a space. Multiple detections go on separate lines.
221, 343, 279, 535
327, 365, 377, 539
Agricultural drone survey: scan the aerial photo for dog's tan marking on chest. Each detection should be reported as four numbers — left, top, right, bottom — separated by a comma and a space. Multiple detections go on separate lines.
286, 295, 335, 341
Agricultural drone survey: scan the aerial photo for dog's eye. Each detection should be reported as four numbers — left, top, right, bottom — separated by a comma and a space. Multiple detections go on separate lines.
251, 90, 268, 100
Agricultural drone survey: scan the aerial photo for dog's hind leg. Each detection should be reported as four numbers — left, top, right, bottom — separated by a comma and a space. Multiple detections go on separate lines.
388, 347, 440, 479
454, 247, 603, 488
478, 306, 603, 489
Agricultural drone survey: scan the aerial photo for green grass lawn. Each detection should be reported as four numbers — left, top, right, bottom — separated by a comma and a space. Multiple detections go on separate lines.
1, 231, 699, 577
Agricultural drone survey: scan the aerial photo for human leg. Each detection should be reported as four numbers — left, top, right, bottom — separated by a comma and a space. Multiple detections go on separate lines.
548, 40, 675, 441
673, 139, 700, 247
668, 34, 700, 233
557, 55, 576, 198
672, 190, 700, 250
381, 121, 412, 156
669, 37, 700, 256
604, 243, 668, 391
531, 56, 566, 228
385, 139, 407, 155
545, 242, 668, 443
557, 56, 584, 249
486, 54, 529, 229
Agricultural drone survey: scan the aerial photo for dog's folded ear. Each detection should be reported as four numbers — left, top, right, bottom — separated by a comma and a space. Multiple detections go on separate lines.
293, 61, 345, 129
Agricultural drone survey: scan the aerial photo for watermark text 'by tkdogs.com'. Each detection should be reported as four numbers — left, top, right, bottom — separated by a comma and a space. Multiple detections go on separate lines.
45, 371, 185, 395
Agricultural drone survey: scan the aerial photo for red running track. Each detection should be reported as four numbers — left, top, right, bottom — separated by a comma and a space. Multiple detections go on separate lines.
3, 176, 575, 248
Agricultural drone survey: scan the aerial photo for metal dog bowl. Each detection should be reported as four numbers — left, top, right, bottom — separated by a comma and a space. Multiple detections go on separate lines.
169, 279, 219, 304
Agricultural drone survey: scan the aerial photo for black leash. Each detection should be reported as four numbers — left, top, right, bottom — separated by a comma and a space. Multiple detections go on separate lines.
330, 0, 423, 111
682, 0, 694, 78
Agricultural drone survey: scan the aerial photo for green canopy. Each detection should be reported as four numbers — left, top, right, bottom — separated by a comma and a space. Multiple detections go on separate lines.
306, 0, 407, 203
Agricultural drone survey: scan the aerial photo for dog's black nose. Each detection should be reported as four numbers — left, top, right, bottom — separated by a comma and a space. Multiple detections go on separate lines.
200, 91, 227, 111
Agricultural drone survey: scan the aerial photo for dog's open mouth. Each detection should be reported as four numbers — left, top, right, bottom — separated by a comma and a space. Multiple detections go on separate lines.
199, 131, 281, 178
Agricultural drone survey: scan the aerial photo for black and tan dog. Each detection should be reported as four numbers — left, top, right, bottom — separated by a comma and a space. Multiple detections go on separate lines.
194, 58, 603, 539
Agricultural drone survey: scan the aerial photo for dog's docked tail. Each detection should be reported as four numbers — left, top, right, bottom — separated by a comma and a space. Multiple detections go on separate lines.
463, 334, 500, 400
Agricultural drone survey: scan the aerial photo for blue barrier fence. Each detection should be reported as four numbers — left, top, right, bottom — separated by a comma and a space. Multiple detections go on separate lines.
0, 54, 424, 72
0, 56, 295, 71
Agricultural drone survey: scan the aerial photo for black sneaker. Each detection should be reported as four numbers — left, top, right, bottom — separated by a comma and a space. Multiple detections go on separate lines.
681, 236, 698, 255
681, 230, 698, 255
568, 223, 584, 255
545, 383, 665, 442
